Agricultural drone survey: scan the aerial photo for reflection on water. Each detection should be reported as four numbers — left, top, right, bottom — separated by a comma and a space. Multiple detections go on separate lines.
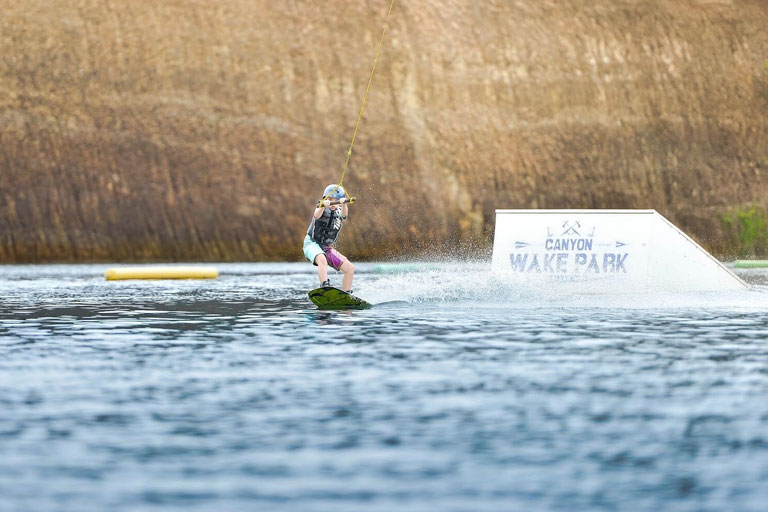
1, 263, 768, 511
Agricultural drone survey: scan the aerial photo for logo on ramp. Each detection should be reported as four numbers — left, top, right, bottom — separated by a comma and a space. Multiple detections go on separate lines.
508, 220, 630, 276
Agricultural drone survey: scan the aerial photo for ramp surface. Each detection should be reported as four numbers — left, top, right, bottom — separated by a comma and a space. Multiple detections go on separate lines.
491, 210, 747, 292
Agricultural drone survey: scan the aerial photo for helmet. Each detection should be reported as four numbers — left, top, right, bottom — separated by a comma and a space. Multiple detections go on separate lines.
323, 184, 346, 199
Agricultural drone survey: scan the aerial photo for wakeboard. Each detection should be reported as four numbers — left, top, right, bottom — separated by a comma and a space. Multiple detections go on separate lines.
308, 287, 372, 310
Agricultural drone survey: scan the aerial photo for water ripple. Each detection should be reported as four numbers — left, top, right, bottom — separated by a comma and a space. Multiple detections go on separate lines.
2, 263, 768, 511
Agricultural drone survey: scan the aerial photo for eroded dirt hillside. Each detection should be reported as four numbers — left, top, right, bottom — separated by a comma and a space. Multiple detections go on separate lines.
1, 0, 767, 261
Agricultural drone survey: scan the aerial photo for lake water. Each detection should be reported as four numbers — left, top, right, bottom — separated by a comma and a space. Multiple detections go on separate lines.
2, 262, 768, 511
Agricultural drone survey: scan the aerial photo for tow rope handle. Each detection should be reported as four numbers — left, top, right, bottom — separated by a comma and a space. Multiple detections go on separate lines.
316, 197, 356, 208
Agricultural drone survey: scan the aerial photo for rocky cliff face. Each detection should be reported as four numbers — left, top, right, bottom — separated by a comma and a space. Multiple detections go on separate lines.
1, 0, 767, 262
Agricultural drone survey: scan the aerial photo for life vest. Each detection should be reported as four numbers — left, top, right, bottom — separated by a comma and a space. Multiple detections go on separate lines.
309, 208, 344, 246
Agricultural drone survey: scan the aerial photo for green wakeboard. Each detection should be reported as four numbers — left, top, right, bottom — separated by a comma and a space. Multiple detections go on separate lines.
308, 287, 372, 310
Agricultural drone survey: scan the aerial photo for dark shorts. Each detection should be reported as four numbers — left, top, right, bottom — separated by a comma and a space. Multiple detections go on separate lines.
322, 247, 348, 271
303, 235, 348, 271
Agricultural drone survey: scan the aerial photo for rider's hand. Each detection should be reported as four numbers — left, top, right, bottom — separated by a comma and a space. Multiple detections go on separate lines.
322, 199, 331, 207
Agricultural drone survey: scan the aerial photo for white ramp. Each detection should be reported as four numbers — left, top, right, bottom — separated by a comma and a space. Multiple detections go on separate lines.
491, 210, 747, 292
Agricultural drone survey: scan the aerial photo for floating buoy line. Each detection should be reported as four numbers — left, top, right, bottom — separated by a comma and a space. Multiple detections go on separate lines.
105, 267, 218, 280
733, 260, 768, 269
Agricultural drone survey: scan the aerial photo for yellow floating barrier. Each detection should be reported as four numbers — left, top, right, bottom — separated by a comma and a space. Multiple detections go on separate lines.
105, 266, 218, 281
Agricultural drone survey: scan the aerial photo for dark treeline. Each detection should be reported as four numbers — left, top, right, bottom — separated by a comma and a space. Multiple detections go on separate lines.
1, 0, 767, 262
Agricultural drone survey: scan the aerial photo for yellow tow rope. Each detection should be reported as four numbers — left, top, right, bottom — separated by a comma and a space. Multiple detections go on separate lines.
322, 0, 396, 204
